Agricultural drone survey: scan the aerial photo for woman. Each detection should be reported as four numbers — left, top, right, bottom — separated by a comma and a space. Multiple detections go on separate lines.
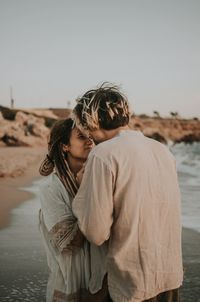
39, 118, 107, 302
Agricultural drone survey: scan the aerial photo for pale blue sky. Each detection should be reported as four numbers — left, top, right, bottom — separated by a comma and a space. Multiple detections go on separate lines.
0, 0, 199, 117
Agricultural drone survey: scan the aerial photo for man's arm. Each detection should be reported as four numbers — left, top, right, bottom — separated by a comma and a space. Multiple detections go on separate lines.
72, 154, 114, 246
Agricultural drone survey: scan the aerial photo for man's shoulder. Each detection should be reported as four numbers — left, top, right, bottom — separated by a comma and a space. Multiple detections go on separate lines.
91, 137, 118, 157
90, 130, 174, 162
88, 133, 134, 166
92, 130, 143, 153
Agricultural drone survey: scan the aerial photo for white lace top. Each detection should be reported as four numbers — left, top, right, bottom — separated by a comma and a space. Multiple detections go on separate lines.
39, 173, 107, 302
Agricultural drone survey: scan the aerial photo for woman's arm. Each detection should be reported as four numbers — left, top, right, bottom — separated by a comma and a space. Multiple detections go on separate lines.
39, 175, 85, 254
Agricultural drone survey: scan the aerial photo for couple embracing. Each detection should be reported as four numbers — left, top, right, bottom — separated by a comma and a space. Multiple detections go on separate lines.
39, 84, 183, 302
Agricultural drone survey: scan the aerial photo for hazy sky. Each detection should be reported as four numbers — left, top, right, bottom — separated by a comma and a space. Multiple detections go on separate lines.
0, 0, 200, 117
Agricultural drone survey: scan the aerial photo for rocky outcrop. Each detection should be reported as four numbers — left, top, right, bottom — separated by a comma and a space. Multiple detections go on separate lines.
130, 115, 200, 144
0, 106, 199, 145
0, 106, 57, 128
0, 108, 51, 147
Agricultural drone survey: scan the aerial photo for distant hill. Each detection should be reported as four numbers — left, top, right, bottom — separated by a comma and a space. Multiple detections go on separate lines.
49, 108, 71, 119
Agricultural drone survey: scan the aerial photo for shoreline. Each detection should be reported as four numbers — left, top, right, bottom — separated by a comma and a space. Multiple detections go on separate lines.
0, 146, 45, 229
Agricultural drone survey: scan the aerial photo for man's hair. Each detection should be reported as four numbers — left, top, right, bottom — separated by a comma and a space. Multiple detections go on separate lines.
73, 83, 130, 131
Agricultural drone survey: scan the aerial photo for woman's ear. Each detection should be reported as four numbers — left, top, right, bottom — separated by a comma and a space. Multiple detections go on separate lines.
62, 144, 70, 153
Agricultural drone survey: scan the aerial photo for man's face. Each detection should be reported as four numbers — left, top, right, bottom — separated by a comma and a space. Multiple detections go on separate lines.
89, 129, 107, 144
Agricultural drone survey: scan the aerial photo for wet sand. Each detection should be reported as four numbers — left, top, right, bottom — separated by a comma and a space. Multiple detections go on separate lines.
0, 146, 45, 229
0, 147, 48, 301
0, 181, 48, 302
0, 154, 200, 301
181, 228, 200, 302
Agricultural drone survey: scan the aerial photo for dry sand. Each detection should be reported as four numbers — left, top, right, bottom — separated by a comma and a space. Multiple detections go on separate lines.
0, 146, 46, 178
0, 146, 199, 301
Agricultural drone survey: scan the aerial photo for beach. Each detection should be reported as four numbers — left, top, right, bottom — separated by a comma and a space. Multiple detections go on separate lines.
0, 147, 48, 301
0, 180, 48, 302
0, 146, 46, 228
181, 228, 200, 301
0, 145, 200, 302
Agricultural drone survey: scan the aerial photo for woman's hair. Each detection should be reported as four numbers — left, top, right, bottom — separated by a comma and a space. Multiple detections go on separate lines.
73, 83, 130, 131
39, 118, 78, 197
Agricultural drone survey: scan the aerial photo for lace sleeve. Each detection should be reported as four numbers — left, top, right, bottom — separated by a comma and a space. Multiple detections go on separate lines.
49, 217, 85, 254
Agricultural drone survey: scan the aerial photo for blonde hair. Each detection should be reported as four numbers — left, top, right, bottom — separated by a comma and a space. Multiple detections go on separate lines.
73, 83, 130, 131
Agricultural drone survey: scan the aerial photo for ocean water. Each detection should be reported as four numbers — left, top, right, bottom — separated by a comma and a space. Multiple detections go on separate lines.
0, 182, 48, 302
170, 142, 200, 233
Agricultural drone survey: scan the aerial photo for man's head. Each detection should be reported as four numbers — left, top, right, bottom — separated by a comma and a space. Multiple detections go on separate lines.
73, 83, 130, 143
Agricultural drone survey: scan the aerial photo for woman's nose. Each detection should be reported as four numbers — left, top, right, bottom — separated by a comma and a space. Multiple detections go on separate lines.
86, 137, 94, 145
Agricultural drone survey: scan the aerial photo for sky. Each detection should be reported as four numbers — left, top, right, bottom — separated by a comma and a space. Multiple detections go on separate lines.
0, 0, 200, 118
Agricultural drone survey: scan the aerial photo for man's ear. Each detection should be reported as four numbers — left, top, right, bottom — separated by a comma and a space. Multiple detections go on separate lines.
62, 144, 70, 152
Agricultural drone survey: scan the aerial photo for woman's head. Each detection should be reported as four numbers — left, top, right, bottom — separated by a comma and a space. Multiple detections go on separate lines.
62, 126, 94, 162
48, 118, 74, 154
39, 118, 93, 197
42, 118, 93, 171
39, 118, 74, 177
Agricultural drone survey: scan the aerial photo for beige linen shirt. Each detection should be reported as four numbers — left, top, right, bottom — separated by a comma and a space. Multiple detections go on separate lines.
72, 130, 183, 302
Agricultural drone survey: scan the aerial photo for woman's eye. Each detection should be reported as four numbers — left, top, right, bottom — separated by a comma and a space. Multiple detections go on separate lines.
78, 135, 86, 139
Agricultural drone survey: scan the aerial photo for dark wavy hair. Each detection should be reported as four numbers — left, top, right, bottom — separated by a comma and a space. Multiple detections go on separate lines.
39, 118, 78, 197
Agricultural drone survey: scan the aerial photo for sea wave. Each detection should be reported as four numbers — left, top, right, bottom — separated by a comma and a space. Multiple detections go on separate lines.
170, 142, 200, 232
171, 142, 200, 183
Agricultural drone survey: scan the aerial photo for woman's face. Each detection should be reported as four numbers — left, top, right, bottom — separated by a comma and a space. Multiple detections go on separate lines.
64, 127, 94, 161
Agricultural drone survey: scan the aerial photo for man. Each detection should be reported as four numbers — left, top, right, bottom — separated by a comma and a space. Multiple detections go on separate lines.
72, 84, 183, 302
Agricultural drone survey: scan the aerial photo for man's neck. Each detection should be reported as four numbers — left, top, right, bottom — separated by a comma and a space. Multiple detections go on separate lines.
102, 125, 130, 140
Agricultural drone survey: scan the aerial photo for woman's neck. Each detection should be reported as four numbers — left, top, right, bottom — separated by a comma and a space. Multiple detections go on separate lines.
66, 154, 85, 176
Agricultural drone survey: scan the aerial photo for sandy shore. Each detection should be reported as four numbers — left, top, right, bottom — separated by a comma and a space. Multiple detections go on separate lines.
0, 146, 46, 178
181, 228, 200, 302
0, 147, 48, 301
0, 180, 48, 302
0, 148, 199, 301
0, 146, 46, 229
